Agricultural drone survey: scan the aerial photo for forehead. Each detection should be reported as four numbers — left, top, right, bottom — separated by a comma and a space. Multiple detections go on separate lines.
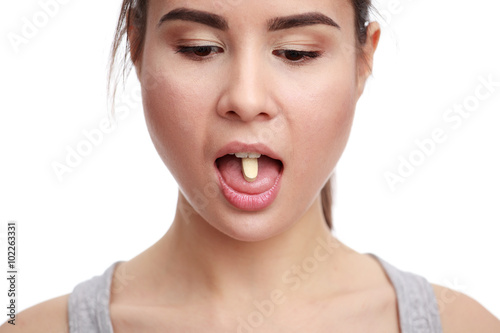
148, 0, 355, 30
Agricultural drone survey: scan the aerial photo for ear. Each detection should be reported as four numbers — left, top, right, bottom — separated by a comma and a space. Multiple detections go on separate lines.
356, 22, 381, 99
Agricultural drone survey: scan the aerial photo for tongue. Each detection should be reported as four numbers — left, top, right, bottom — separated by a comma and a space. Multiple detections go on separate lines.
217, 155, 281, 194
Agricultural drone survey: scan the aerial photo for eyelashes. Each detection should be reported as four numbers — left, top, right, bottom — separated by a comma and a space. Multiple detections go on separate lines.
175, 45, 322, 65
271, 49, 321, 62
175, 45, 224, 59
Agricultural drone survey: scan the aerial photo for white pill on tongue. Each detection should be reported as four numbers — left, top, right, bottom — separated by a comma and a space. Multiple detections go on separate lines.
242, 158, 258, 182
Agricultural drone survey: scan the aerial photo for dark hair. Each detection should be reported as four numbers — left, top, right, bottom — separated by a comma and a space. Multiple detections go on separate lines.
109, 0, 373, 230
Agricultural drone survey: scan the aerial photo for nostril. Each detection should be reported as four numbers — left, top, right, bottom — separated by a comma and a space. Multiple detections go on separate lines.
224, 110, 239, 120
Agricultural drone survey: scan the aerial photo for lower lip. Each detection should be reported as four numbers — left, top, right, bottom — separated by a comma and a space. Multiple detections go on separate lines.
215, 165, 282, 211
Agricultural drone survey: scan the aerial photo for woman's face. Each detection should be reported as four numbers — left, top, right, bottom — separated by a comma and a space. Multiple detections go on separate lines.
136, 0, 377, 241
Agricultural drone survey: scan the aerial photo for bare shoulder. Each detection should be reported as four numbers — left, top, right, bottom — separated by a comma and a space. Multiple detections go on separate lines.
0, 295, 69, 333
432, 284, 500, 333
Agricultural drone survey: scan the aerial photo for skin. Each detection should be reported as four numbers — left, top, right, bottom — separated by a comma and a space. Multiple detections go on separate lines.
3, 0, 500, 332
139, 0, 364, 243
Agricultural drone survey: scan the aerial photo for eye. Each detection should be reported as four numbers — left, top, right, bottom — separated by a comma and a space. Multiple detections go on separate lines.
176, 45, 224, 59
272, 49, 322, 63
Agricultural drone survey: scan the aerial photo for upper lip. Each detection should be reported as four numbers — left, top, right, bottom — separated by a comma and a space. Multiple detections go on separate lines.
215, 141, 284, 164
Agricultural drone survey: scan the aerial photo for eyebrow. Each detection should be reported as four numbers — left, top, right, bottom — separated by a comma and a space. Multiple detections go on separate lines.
157, 8, 229, 30
157, 8, 341, 32
267, 12, 341, 31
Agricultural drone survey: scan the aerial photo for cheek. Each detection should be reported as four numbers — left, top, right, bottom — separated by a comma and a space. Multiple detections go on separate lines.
140, 64, 215, 180
284, 64, 357, 174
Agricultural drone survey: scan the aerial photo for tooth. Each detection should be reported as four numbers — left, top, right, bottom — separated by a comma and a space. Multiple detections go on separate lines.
234, 152, 262, 159
242, 158, 258, 182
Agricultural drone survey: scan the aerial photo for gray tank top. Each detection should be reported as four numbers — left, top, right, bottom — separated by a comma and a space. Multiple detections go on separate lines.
68, 255, 443, 332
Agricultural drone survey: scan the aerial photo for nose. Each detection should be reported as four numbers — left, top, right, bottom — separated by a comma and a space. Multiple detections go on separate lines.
216, 49, 279, 122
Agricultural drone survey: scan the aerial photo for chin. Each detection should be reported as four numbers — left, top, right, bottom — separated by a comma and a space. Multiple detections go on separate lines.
199, 200, 298, 243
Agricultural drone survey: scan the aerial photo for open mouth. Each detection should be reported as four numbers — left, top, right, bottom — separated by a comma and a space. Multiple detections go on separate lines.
215, 153, 284, 211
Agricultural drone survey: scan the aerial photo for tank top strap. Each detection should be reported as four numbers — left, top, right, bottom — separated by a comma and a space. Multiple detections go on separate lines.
68, 262, 119, 333
68, 257, 443, 332
371, 254, 443, 333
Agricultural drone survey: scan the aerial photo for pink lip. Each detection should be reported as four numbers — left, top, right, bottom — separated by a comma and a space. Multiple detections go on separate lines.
214, 141, 284, 211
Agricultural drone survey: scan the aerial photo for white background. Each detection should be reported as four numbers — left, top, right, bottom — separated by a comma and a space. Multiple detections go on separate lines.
1, 0, 499, 321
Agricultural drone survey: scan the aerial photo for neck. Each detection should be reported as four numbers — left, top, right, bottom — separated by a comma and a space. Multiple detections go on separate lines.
152, 192, 342, 304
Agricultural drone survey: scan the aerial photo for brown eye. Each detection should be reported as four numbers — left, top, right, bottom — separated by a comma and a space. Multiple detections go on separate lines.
272, 49, 322, 64
193, 46, 213, 57
176, 45, 223, 59
283, 50, 304, 61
